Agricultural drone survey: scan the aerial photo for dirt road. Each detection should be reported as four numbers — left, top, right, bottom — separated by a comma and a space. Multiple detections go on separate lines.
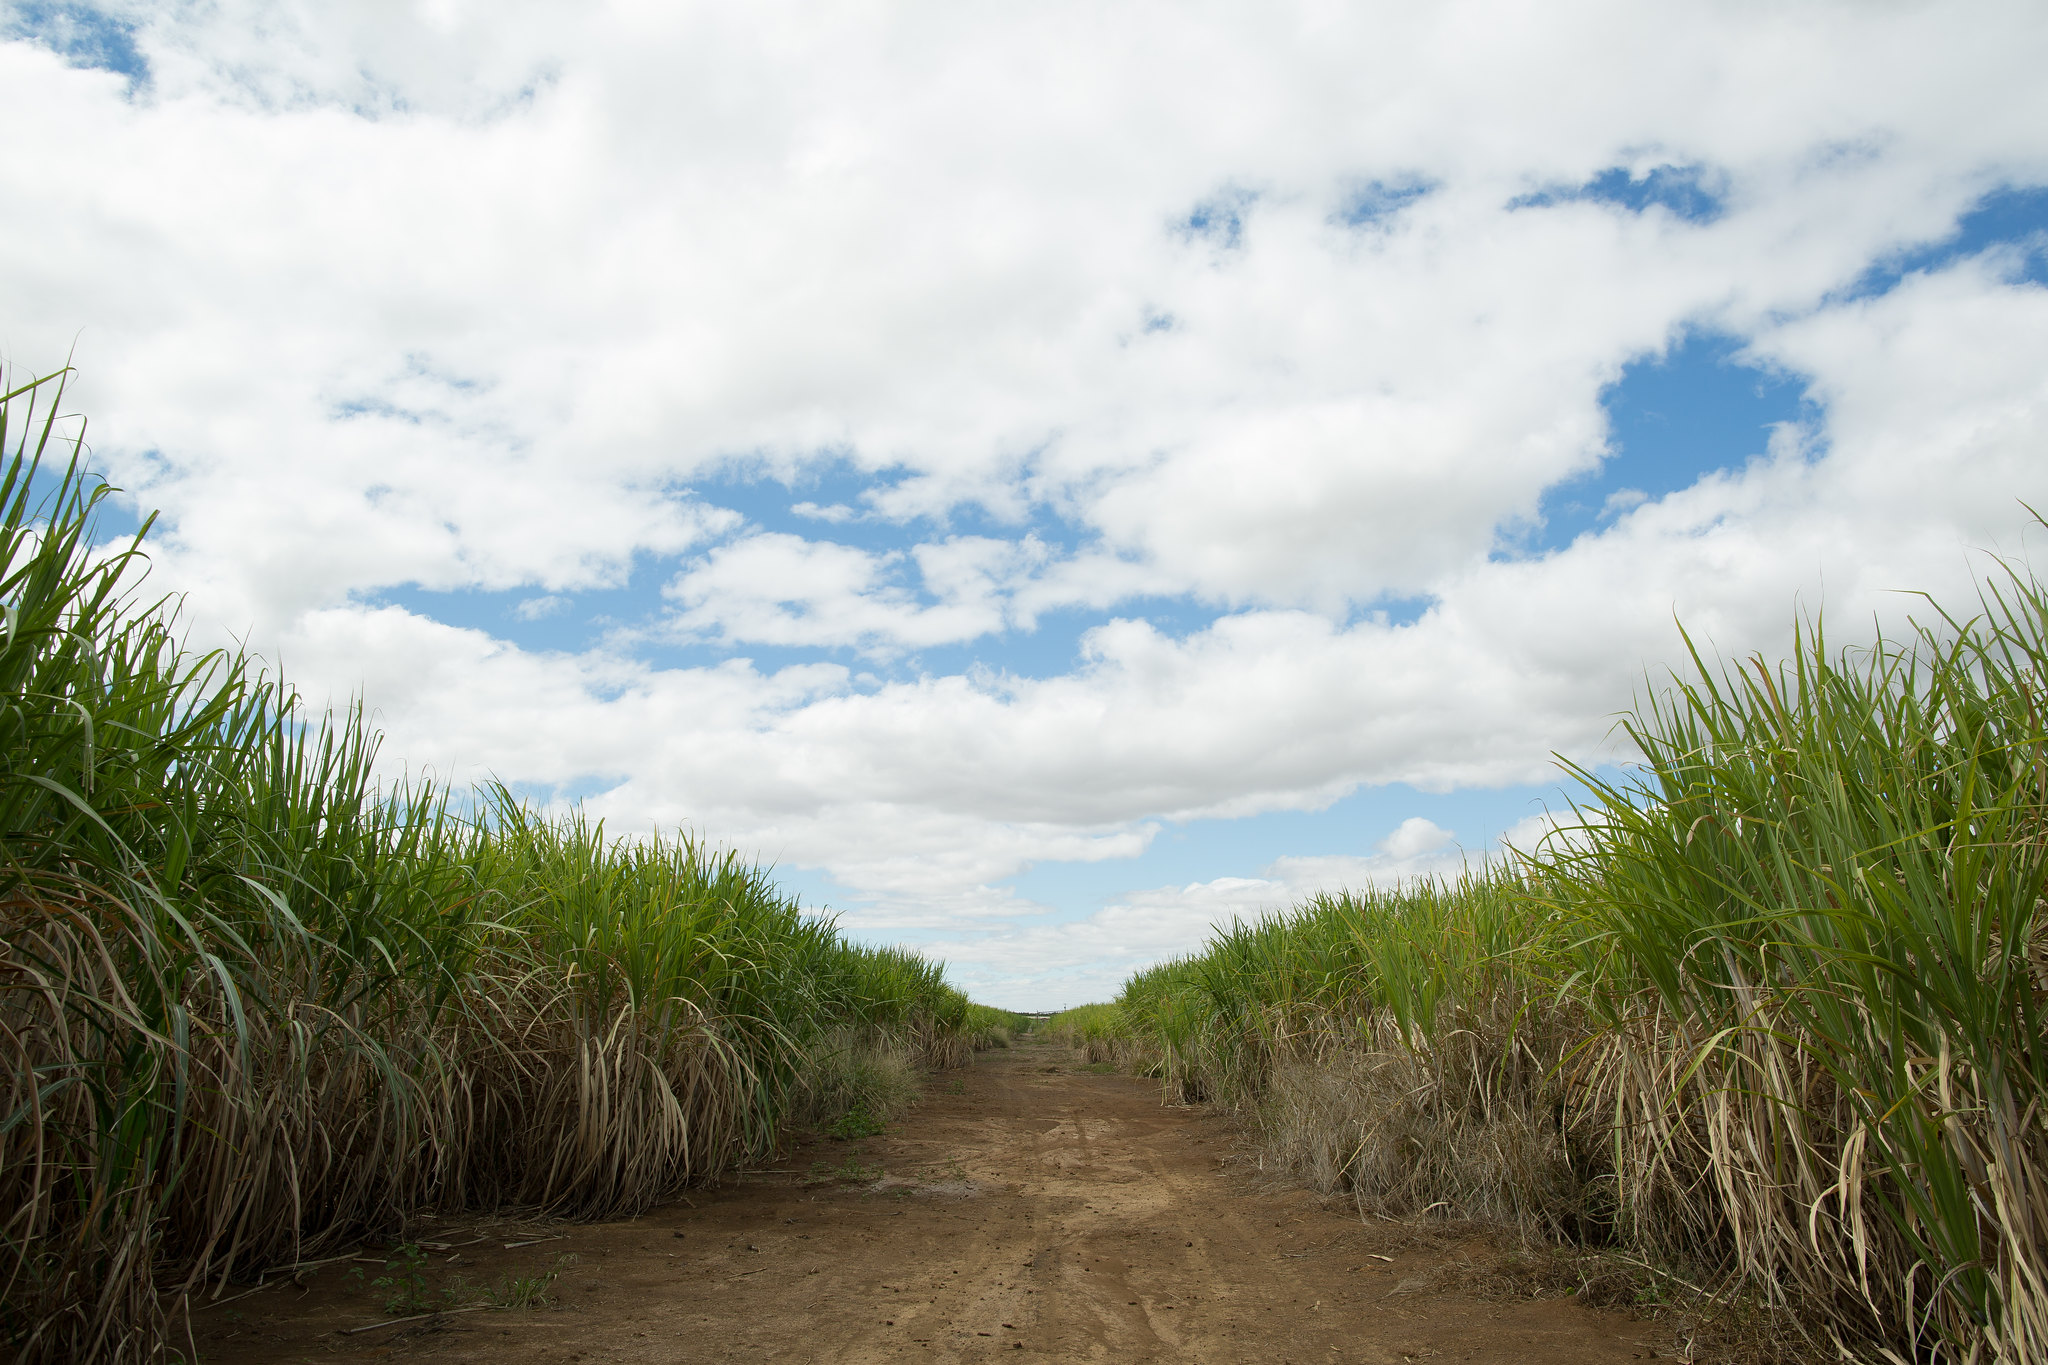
191, 1036, 1653, 1363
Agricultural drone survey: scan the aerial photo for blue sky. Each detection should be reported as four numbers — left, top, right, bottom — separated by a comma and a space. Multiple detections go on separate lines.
4, 2, 2047, 1006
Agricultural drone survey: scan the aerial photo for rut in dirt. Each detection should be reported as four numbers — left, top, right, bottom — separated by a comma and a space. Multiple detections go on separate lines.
190, 1036, 1655, 1364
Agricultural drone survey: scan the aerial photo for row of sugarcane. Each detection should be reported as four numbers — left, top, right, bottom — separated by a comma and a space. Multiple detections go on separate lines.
1069, 547, 2048, 1362
0, 369, 994, 1362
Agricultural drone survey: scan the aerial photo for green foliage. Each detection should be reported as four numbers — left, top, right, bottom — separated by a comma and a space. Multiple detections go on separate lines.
1533, 569, 2048, 1360
806, 1153, 881, 1185
0, 366, 997, 1363
367, 1244, 449, 1317
1086, 545, 2048, 1363
1047, 1002, 1123, 1039
797, 1029, 922, 1136
484, 1255, 573, 1309
961, 1002, 1026, 1050
824, 1107, 886, 1140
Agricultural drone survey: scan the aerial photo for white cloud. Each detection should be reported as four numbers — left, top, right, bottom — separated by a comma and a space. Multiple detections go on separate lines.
5, 1, 2048, 1000
789, 501, 859, 524
1377, 817, 1455, 861
660, 531, 1048, 655
513, 593, 568, 621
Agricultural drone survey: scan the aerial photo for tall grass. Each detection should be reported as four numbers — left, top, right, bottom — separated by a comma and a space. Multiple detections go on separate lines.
959, 1002, 1027, 1051
1095, 548, 2048, 1362
0, 369, 987, 1362
1543, 581, 2048, 1360
1045, 1003, 1130, 1063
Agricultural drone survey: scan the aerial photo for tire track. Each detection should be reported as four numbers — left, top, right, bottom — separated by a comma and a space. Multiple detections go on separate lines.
191, 1037, 1655, 1365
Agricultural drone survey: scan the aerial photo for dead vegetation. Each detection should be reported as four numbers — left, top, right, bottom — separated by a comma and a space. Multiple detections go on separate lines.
0, 369, 994, 1362
1087, 549, 2048, 1363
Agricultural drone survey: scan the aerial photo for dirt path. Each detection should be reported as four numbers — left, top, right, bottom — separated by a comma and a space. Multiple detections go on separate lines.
191, 1036, 1655, 1363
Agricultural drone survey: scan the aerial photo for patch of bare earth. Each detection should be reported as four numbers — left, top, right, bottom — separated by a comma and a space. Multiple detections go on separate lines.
188, 1037, 1662, 1363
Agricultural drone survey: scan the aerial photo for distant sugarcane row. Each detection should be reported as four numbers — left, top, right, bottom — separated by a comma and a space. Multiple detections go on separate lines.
0, 370, 1019, 1363
1052, 542, 2048, 1363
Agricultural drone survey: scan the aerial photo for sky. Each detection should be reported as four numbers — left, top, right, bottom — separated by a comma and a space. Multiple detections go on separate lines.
3, 2, 2047, 1010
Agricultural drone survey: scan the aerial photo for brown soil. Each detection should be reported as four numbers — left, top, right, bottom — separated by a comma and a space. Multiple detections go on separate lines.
187, 1036, 1662, 1364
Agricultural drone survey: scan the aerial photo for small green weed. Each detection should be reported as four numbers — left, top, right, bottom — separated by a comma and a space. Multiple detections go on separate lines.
488, 1254, 575, 1308
824, 1106, 885, 1140
362, 1244, 456, 1316
807, 1154, 882, 1185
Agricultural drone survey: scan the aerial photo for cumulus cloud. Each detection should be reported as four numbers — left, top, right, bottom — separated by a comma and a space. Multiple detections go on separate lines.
1377, 817, 1455, 861
661, 531, 1048, 656
4, 1, 2048, 1001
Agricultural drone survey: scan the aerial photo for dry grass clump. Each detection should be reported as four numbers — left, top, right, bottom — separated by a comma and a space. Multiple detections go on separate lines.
960, 1003, 1026, 1052
1098, 538, 2048, 1363
0, 369, 993, 1362
794, 1029, 926, 1133
1045, 1003, 1155, 1071
1258, 1001, 1587, 1240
